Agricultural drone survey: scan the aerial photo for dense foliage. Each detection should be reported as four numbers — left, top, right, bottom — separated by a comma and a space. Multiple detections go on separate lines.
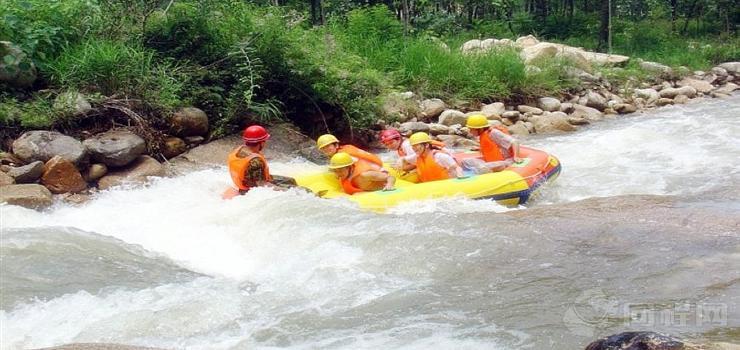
0, 0, 737, 138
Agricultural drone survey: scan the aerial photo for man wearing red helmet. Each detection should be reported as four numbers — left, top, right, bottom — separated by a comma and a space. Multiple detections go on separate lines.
227, 125, 294, 194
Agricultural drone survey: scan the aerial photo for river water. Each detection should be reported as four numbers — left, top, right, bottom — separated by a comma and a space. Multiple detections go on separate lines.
2, 96, 739, 349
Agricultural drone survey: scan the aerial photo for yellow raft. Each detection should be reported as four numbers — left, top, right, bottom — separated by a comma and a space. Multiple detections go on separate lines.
295, 146, 561, 211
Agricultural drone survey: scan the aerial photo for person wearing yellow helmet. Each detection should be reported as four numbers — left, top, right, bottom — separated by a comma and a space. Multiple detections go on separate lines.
379, 128, 450, 170
465, 114, 521, 173
329, 152, 395, 194
405, 132, 464, 182
316, 133, 383, 167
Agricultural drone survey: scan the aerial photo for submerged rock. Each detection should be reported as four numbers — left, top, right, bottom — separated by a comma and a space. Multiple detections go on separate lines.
97, 155, 165, 190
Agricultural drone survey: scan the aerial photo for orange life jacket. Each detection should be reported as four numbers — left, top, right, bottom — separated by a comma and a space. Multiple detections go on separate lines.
416, 150, 450, 182
397, 140, 447, 157
228, 146, 272, 191
340, 159, 381, 195
480, 127, 514, 162
339, 144, 383, 167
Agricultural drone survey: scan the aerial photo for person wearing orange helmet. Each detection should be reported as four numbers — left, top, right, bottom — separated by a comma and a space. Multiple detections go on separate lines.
227, 125, 294, 194
328, 152, 395, 194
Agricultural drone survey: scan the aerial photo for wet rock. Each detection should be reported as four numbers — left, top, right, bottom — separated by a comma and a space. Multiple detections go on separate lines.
567, 116, 590, 125
656, 98, 674, 106
517, 105, 543, 115
53, 91, 92, 116
428, 123, 450, 136
12, 131, 87, 166
0, 184, 53, 209
507, 121, 529, 136
538, 97, 561, 112
161, 137, 187, 159
634, 88, 660, 104
398, 121, 430, 135
718, 62, 739, 74
585, 91, 608, 111
584, 331, 686, 350
530, 111, 576, 133
560, 102, 575, 114
419, 98, 446, 119
97, 155, 165, 190
438, 109, 467, 126
0, 171, 14, 186
614, 103, 638, 114
61, 193, 91, 205
677, 77, 714, 94
674, 94, 690, 104
169, 107, 209, 137
571, 104, 604, 121
0, 41, 37, 88
84, 163, 108, 182
660, 86, 697, 98
480, 102, 505, 119
6, 160, 44, 183
41, 156, 87, 194
83, 129, 146, 167
183, 136, 205, 146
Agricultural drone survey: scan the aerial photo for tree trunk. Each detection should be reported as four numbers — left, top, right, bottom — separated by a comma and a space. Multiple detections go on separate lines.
597, 0, 609, 51
671, 0, 677, 32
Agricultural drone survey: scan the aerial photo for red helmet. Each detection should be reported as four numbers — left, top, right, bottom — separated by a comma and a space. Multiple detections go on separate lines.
379, 129, 401, 143
242, 125, 270, 143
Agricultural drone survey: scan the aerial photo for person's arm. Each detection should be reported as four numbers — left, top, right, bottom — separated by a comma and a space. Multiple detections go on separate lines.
491, 130, 521, 162
244, 157, 273, 188
435, 153, 465, 178
399, 141, 418, 165
511, 140, 522, 162
358, 170, 395, 191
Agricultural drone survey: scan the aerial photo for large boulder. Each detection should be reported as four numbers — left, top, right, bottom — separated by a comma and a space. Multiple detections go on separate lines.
480, 102, 506, 119
521, 43, 560, 64
438, 109, 467, 126
6, 161, 44, 183
0, 172, 14, 186
718, 62, 740, 75
537, 97, 561, 112
585, 91, 608, 111
169, 107, 209, 137
530, 112, 577, 133
41, 156, 87, 194
398, 121, 430, 135
659, 86, 697, 99
571, 104, 604, 121
677, 77, 714, 94
12, 131, 87, 166
579, 51, 630, 66
419, 98, 446, 119
97, 155, 165, 190
83, 129, 146, 167
0, 184, 53, 209
0, 41, 37, 88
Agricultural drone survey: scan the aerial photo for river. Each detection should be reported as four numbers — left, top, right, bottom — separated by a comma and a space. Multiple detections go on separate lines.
1, 96, 739, 349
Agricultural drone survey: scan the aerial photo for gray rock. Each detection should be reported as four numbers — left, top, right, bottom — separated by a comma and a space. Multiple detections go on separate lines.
53, 91, 92, 116
83, 129, 146, 168
712, 66, 729, 77
517, 105, 543, 115
584, 331, 685, 350
530, 112, 577, 133
674, 95, 689, 104
537, 97, 561, 112
559, 103, 575, 114
398, 121, 430, 134
438, 109, 467, 126
0, 184, 53, 209
656, 98, 674, 106
718, 62, 740, 74
170, 107, 209, 137
12, 131, 88, 166
6, 160, 44, 183
428, 123, 450, 136
419, 98, 446, 119
97, 156, 165, 190
715, 82, 739, 94
502, 111, 521, 121
436, 135, 478, 148
659, 86, 697, 98
640, 61, 673, 77
507, 121, 529, 136
571, 104, 604, 121
634, 88, 660, 103
567, 116, 590, 125
677, 77, 714, 93
183, 136, 205, 146
585, 91, 608, 111
161, 137, 187, 159
515, 35, 540, 48
480, 102, 505, 118
614, 103, 638, 114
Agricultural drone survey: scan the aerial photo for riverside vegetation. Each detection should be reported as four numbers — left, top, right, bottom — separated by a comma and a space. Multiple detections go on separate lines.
0, 0, 738, 208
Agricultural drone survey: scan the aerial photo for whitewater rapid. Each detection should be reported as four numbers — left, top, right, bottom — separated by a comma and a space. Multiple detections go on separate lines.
1, 95, 739, 349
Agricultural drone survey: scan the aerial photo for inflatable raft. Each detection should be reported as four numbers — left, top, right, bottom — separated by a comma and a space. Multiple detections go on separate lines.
294, 146, 561, 210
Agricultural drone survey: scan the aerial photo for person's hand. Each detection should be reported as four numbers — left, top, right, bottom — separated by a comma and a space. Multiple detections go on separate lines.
514, 157, 524, 163
470, 146, 480, 151
383, 183, 395, 191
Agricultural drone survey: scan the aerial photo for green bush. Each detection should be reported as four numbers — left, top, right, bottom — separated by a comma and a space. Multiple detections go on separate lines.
0, 96, 57, 128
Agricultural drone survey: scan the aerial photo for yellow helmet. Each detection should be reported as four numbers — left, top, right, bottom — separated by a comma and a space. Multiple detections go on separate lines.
328, 152, 355, 169
466, 114, 489, 129
316, 134, 339, 149
409, 132, 433, 146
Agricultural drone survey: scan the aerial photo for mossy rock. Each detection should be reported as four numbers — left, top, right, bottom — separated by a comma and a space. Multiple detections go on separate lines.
0, 41, 37, 88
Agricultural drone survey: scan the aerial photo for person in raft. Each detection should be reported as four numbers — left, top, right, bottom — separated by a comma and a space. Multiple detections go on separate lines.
402, 132, 465, 182
378, 128, 450, 170
463, 114, 522, 173
316, 134, 383, 167
329, 152, 395, 194
227, 125, 295, 194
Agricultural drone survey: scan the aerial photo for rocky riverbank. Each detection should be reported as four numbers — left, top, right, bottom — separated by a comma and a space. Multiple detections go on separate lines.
1, 35, 738, 210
